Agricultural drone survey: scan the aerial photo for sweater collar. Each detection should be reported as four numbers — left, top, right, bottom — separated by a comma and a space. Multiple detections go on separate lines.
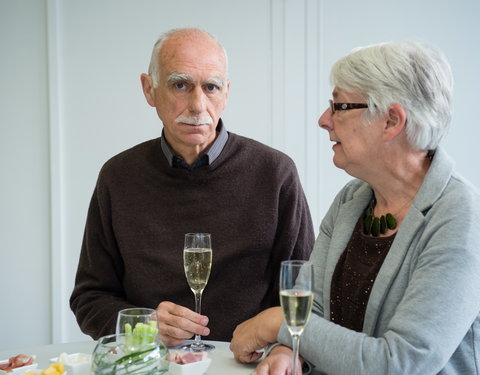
160, 119, 229, 168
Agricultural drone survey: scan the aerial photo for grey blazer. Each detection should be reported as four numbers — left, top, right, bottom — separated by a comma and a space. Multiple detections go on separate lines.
279, 147, 480, 374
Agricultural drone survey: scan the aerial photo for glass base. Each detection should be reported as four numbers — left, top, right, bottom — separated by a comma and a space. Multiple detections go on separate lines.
180, 341, 215, 352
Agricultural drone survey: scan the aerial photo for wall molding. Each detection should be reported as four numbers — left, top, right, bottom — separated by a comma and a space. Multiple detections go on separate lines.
270, 0, 286, 151
270, 0, 322, 231
47, 0, 65, 343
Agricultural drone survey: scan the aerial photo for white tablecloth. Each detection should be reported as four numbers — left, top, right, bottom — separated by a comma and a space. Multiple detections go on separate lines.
0, 340, 256, 374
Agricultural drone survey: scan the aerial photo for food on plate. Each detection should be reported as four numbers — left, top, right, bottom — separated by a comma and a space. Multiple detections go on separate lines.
0, 354, 35, 372
50, 352, 91, 375
23, 362, 64, 375
166, 351, 207, 364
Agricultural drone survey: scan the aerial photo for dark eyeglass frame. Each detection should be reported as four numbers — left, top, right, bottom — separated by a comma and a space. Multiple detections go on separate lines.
329, 100, 369, 114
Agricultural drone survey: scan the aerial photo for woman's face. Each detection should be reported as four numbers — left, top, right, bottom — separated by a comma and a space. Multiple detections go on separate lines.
318, 88, 385, 177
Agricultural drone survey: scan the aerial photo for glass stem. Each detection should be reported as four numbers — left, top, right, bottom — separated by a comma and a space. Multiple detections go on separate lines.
291, 333, 300, 375
193, 291, 203, 345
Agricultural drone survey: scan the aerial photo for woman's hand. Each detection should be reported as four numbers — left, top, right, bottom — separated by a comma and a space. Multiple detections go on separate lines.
230, 307, 284, 363
155, 301, 210, 346
254, 345, 302, 375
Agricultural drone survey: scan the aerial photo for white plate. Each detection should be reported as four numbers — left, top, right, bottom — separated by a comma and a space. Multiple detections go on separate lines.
49, 353, 91, 375
0, 358, 38, 375
166, 358, 211, 375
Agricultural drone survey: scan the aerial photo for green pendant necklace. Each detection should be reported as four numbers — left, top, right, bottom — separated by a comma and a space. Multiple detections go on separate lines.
363, 199, 397, 237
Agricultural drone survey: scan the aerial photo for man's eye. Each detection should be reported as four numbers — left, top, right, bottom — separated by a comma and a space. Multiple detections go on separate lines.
175, 82, 186, 90
206, 84, 218, 92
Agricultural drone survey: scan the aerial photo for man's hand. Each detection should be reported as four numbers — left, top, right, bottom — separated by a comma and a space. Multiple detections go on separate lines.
230, 307, 284, 363
156, 301, 210, 346
255, 345, 302, 375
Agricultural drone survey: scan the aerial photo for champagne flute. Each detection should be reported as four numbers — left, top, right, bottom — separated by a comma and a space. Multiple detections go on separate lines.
182, 233, 214, 352
279, 260, 314, 375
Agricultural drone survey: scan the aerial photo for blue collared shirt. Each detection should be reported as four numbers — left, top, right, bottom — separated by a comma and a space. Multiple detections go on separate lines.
160, 119, 229, 170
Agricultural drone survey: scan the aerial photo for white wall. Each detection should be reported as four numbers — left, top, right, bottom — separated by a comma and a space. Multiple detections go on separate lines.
0, 0, 51, 348
1, 0, 479, 350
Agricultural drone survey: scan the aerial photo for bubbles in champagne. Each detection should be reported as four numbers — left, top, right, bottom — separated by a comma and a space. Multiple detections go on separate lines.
183, 248, 212, 293
280, 289, 313, 334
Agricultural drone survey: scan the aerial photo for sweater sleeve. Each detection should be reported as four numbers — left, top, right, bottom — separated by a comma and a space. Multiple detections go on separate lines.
70, 173, 135, 339
265, 158, 315, 306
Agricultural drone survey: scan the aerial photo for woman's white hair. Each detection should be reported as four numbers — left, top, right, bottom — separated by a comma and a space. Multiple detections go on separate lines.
147, 28, 228, 88
330, 41, 454, 150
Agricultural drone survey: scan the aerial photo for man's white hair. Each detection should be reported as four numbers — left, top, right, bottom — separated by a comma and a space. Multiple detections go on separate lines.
147, 28, 229, 88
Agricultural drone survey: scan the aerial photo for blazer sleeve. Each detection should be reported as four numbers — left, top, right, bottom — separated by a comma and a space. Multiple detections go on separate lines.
279, 177, 480, 375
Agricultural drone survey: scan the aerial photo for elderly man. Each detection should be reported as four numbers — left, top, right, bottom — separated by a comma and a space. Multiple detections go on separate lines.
70, 28, 314, 346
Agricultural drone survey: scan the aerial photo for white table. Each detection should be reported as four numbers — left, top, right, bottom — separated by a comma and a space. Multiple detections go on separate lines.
0, 340, 256, 374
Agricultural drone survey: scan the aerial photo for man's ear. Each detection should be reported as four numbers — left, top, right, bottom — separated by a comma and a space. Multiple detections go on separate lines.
140, 73, 156, 107
223, 80, 231, 110
384, 103, 407, 141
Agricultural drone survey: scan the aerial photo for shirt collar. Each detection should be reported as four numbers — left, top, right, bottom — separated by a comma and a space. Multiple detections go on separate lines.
160, 119, 228, 168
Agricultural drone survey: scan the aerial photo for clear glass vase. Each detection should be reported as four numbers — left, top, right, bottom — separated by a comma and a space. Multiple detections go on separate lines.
91, 333, 168, 375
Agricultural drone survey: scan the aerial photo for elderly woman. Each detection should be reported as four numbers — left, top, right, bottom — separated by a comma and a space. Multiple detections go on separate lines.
230, 41, 480, 375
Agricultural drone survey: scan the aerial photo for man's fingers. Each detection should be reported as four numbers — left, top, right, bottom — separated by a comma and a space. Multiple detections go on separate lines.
168, 313, 210, 334
158, 320, 201, 347
156, 301, 210, 345
158, 321, 192, 340
158, 301, 209, 326
158, 320, 209, 340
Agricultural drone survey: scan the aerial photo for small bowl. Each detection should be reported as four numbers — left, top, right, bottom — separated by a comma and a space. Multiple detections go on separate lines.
0, 358, 38, 375
49, 353, 91, 375
167, 358, 211, 375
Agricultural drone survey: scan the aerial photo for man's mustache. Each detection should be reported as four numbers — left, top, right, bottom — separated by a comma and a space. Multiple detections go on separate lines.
175, 115, 213, 125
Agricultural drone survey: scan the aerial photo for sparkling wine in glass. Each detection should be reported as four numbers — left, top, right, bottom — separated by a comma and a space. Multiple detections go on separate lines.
280, 260, 314, 375
182, 233, 214, 352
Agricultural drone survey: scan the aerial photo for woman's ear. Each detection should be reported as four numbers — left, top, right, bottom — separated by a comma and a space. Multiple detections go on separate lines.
384, 104, 407, 141
140, 73, 156, 107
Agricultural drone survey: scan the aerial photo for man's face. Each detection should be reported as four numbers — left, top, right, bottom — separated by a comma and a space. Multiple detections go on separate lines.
142, 31, 230, 159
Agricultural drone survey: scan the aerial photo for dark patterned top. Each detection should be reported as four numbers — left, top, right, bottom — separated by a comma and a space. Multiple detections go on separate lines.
330, 216, 396, 332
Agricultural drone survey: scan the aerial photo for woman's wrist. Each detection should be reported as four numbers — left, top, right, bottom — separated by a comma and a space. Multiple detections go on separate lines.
258, 306, 284, 343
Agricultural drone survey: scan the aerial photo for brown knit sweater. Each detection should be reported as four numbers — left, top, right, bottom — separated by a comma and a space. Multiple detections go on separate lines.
70, 132, 314, 341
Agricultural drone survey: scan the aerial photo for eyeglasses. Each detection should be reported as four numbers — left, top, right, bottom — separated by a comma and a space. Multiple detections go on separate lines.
329, 100, 369, 114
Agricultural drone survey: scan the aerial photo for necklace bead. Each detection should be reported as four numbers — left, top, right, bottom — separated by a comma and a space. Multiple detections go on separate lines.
363, 199, 398, 236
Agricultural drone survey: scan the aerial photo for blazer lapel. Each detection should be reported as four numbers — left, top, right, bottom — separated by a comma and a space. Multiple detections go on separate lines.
362, 146, 455, 335
362, 208, 426, 335
323, 185, 372, 318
